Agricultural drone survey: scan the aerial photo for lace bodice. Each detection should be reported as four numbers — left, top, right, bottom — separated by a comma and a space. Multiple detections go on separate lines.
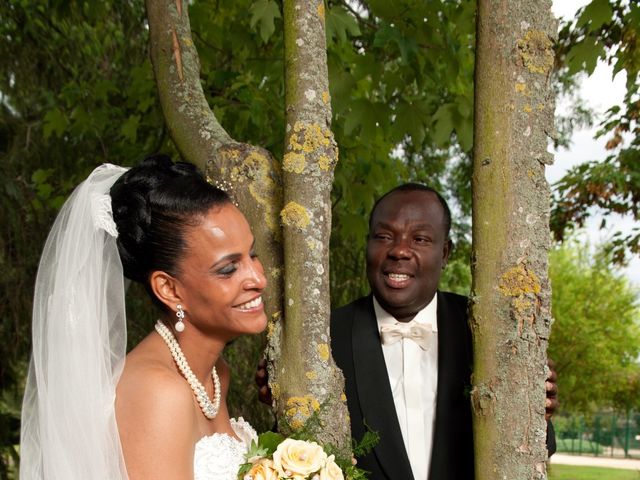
193, 417, 257, 480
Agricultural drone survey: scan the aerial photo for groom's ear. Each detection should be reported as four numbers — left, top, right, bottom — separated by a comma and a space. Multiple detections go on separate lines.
149, 270, 182, 310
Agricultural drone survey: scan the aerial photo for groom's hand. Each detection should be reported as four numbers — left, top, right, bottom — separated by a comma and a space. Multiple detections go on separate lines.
256, 358, 273, 406
545, 359, 559, 421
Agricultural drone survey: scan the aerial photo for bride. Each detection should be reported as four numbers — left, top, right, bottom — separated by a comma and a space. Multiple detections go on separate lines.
20, 155, 267, 479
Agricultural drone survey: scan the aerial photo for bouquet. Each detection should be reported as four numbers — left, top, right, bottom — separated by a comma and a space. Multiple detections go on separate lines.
238, 432, 371, 480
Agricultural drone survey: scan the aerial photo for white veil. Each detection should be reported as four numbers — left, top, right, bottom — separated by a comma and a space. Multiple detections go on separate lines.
20, 164, 129, 479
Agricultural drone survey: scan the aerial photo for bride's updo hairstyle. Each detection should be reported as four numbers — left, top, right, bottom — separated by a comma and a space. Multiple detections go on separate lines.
110, 154, 230, 308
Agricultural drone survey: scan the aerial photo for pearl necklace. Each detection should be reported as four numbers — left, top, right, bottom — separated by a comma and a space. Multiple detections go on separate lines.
155, 320, 221, 419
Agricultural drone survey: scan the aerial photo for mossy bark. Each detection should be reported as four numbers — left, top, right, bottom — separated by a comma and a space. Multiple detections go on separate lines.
471, 1, 556, 478
268, 0, 351, 456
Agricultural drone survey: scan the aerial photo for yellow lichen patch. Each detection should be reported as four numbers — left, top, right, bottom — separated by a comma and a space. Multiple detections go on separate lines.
245, 150, 270, 174
289, 122, 332, 154
523, 104, 533, 113
271, 382, 280, 400
317, 343, 330, 361
289, 127, 304, 151
527, 169, 536, 179
498, 263, 541, 297
317, 1, 325, 22
219, 147, 240, 165
322, 91, 330, 104
285, 395, 321, 430
513, 296, 533, 315
517, 30, 554, 75
340, 393, 347, 402
281, 202, 311, 229
283, 152, 306, 174
248, 182, 279, 234
318, 154, 333, 171
515, 83, 527, 94
266, 319, 276, 340
305, 370, 318, 380
306, 237, 322, 251
230, 166, 241, 182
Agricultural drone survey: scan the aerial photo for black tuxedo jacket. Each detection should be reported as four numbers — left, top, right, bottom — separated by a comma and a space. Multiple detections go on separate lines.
331, 292, 474, 480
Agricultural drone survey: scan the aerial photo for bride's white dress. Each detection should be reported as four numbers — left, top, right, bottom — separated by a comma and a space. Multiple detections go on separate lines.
193, 417, 258, 480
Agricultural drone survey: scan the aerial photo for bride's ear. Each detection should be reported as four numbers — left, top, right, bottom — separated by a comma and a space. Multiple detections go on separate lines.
149, 271, 182, 310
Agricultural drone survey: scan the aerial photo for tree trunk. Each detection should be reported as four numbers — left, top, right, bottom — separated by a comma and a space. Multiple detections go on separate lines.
471, 1, 556, 478
267, 0, 351, 453
145, 0, 351, 457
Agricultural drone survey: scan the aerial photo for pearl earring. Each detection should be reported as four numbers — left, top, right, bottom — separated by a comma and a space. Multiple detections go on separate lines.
175, 304, 185, 332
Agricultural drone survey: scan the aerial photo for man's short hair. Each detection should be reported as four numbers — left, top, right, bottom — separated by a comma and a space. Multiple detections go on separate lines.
368, 183, 452, 238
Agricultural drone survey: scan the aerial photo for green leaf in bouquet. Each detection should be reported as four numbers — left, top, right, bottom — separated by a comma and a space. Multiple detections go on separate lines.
352, 423, 379, 458
257, 431, 286, 455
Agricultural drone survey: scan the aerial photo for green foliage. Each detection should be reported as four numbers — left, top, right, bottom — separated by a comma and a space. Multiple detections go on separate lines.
611, 368, 640, 413
552, 149, 640, 263
548, 238, 640, 413
552, 0, 640, 261
189, 0, 286, 157
351, 426, 379, 459
577, 0, 614, 33
249, 0, 281, 44
326, 5, 360, 44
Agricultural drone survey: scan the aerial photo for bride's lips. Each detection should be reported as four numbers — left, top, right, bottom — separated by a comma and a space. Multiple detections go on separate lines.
233, 295, 264, 312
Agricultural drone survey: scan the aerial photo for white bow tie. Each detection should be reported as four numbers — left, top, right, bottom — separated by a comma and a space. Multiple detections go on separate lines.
379, 322, 434, 350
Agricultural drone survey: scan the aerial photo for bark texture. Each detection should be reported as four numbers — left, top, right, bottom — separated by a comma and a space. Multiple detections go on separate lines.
267, 0, 351, 454
471, 1, 557, 478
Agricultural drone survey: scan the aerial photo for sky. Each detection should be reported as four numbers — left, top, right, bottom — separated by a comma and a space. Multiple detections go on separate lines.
549, 0, 639, 286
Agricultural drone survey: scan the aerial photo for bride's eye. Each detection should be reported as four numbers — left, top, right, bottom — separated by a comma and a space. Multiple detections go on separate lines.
217, 262, 238, 276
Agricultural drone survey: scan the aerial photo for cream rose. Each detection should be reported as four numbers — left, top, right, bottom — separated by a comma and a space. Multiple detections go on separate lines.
320, 455, 344, 480
244, 458, 279, 480
272, 438, 328, 478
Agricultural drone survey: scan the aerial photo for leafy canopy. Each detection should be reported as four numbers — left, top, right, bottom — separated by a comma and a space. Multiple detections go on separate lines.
552, 0, 640, 263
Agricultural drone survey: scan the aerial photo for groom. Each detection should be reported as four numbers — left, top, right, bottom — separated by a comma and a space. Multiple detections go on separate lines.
258, 183, 557, 479
330, 184, 473, 479
330, 183, 556, 480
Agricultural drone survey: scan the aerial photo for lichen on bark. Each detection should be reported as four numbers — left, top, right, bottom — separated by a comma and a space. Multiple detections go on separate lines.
271, 0, 351, 458
471, 0, 556, 478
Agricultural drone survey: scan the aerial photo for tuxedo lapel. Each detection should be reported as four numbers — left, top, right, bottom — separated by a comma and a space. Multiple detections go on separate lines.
351, 297, 414, 480
429, 291, 474, 480
430, 292, 457, 474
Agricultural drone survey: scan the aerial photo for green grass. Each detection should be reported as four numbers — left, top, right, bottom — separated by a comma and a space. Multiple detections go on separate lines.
548, 464, 640, 480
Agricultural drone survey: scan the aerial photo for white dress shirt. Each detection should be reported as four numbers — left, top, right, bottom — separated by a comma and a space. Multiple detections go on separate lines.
374, 296, 439, 480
